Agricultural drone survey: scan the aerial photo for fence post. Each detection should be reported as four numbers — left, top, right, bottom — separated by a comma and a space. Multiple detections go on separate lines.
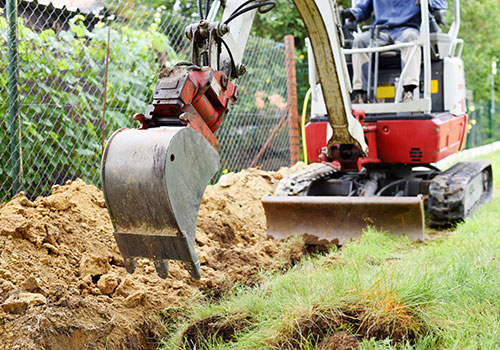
489, 100, 494, 141
284, 35, 300, 166
7, 0, 21, 196
101, 27, 111, 155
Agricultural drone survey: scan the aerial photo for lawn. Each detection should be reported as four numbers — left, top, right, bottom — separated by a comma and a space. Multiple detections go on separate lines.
160, 151, 500, 350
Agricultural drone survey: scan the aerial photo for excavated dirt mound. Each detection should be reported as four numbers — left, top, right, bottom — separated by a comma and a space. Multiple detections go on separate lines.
0, 164, 308, 350
271, 305, 417, 350
182, 315, 255, 349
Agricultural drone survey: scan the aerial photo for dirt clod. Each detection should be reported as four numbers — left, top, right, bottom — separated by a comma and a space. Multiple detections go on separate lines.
0, 164, 307, 349
182, 315, 254, 349
1, 298, 29, 315
317, 332, 359, 350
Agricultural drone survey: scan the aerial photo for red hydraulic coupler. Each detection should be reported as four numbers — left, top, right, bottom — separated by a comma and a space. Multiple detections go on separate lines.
134, 64, 238, 149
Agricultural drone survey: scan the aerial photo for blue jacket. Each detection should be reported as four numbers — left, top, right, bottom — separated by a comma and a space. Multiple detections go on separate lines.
350, 0, 448, 38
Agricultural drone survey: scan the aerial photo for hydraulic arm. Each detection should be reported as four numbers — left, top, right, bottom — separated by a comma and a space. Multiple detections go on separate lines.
101, 0, 369, 279
102, 0, 492, 280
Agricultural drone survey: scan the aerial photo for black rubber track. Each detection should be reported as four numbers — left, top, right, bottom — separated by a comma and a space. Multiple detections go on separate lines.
274, 164, 337, 196
428, 160, 493, 227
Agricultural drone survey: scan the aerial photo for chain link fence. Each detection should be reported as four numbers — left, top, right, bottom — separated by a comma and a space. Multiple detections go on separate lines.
0, 0, 291, 202
467, 100, 500, 149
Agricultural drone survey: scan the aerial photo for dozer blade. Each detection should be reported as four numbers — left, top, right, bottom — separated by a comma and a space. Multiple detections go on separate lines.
262, 195, 425, 245
101, 127, 220, 279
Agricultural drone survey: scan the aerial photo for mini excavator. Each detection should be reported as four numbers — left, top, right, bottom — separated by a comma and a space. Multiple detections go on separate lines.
101, 0, 492, 279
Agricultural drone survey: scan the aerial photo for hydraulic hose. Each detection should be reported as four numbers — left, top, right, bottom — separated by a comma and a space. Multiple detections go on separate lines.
301, 88, 312, 165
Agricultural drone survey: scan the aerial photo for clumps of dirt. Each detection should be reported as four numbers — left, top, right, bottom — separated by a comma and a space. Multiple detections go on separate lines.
0, 163, 309, 350
272, 305, 418, 350
317, 332, 359, 350
182, 314, 255, 349
195, 165, 311, 291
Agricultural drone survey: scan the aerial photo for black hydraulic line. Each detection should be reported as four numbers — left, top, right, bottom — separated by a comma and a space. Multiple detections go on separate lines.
205, 0, 211, 19
227, 0, 267, 19
228, 0, 255, 16
197, 0, 204, 20
257, 0, 275, 13
223, 1, 276, 25
375, 179, 407, 196
220, 38, 237, 77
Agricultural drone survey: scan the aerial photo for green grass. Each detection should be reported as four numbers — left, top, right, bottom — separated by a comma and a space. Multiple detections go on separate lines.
160, 151, 500, 350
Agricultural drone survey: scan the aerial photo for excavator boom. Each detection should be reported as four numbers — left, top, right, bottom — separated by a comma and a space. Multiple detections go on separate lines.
101, 0, 369, 279
101, 0, 490, 279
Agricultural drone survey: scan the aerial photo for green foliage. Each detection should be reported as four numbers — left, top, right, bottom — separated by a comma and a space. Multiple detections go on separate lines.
130, 0, 500, 105
459, 0, 500, 102
0, 9, 179, 199
252, 0, 305, 53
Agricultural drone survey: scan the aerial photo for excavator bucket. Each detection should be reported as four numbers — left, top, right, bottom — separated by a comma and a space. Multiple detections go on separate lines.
262, 195, 425, 245
101, 127, 219, 279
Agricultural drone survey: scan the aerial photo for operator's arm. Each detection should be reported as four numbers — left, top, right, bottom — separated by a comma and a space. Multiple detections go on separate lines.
430, 0, 448, 26
349, 0, 373, 23
430, 0, 448, 10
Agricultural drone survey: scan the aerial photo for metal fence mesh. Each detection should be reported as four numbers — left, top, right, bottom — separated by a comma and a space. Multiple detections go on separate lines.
0, 0, 290, 202
467, 100, 500, 149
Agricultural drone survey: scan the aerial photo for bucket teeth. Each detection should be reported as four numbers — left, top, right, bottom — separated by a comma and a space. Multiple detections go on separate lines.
154, 260, 170, 279
124, 257, 138, 274
185, 261, 202, 280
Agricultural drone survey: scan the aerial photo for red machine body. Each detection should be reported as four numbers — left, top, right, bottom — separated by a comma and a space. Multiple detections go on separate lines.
305, 112, 468, 170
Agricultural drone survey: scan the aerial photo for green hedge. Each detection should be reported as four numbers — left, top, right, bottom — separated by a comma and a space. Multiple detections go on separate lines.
0, 9, 180, 199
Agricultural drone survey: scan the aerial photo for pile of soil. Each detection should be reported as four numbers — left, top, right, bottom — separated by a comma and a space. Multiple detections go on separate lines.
0, 164, 307, 350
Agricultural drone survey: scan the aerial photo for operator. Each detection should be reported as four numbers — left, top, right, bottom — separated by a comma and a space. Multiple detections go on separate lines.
342, 0, 448, 103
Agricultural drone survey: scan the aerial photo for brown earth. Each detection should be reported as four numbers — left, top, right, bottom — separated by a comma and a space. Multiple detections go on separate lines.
317, 332, 359, 350
182, 314, 255, 349
0, 164, 308, 350
270, 305, 416, 350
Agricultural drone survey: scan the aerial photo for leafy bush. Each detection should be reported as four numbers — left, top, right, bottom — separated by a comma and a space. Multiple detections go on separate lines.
0, 5, 291, 200
0, 8, 180, 199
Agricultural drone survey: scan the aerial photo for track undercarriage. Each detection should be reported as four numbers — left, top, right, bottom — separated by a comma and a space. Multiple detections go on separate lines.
263, 160, 493, 245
